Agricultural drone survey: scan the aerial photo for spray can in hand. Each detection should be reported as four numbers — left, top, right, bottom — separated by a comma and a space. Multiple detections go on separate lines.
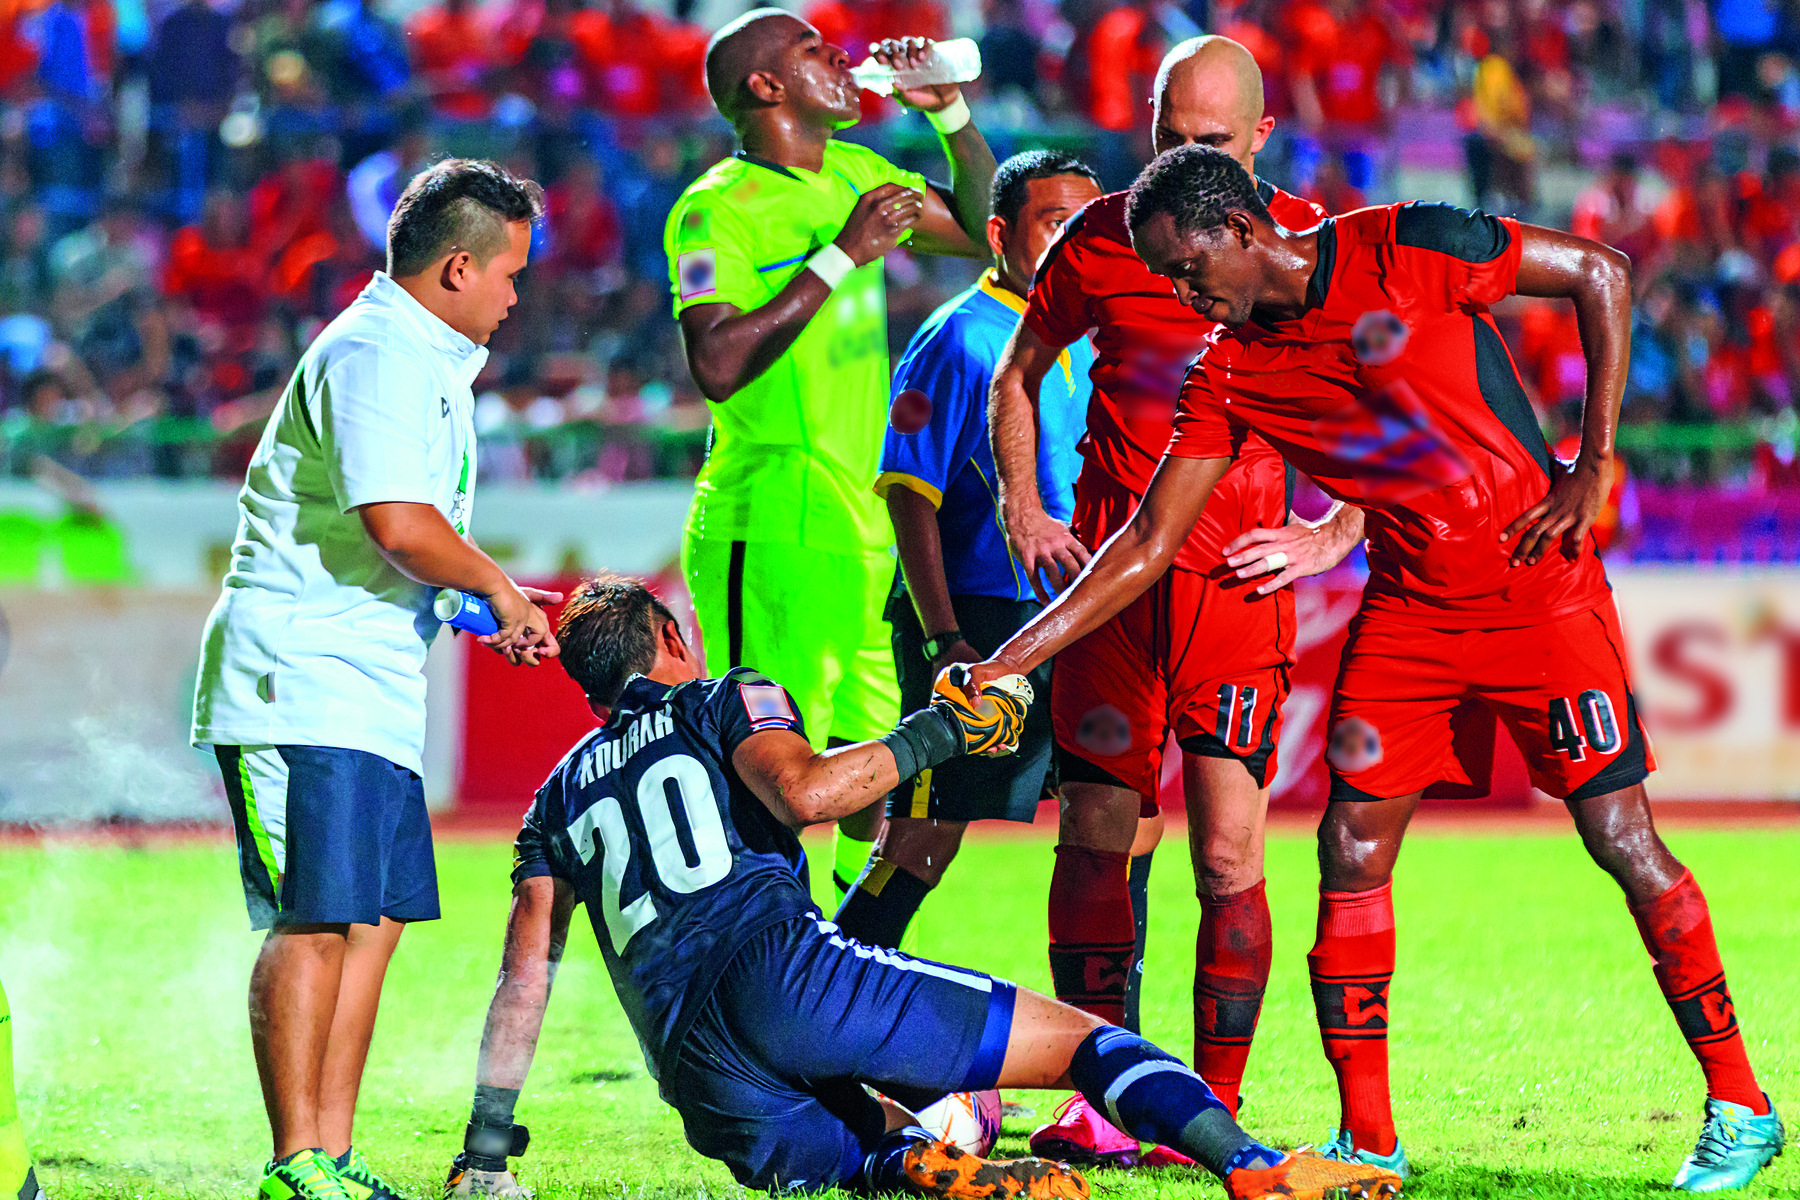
434, 588, 500, 636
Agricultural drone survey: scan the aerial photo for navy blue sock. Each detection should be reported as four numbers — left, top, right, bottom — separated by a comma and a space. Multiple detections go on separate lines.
1124, 850, 1153, 1032
1068, 1026, 1279, 1178
855, 1125, 936, 1194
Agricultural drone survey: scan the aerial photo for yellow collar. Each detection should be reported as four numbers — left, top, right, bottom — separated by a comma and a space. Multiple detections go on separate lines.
978, 269, 1073, 385
978, 270, 1029, 315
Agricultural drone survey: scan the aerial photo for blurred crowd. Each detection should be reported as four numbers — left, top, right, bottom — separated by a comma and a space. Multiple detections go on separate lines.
0, 0, 1798, 489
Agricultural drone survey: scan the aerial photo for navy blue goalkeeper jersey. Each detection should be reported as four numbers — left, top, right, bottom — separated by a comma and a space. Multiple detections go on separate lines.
512, 668, 817, 1080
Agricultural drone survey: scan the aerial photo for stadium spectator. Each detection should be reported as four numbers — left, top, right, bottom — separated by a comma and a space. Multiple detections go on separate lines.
406, 0, 499, 121
1285, 0, 1410, 196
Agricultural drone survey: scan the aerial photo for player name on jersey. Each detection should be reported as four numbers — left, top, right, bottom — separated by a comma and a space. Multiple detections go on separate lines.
575, 707, 678, 786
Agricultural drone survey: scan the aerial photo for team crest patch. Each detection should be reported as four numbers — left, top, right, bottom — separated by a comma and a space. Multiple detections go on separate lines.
741, 683, 797, 731
678, 248, 718, 300
1075, 704, 1132, 758
1351, 310, 1410, 366
1326, 716, 1384, 774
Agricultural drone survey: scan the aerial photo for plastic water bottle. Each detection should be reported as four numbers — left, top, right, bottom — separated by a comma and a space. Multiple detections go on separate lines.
434, 588, 499, 636
850, 37, 982, 96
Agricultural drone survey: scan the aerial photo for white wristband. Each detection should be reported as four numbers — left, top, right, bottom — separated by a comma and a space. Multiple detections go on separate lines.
806, 243, 856, 290
925, 93, 971, 135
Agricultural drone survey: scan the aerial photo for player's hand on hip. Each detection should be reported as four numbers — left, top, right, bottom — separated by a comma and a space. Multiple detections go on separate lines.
932, 663, 1033, 756
1224, 517, 1346, 595
482, 582, 561, 666
835, 182, 924, 266
1003, 504, 1090, 602
871, 37, 962, 113
1501, 456, 1611, 566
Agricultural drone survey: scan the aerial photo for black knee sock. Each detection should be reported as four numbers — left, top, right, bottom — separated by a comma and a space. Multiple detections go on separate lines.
1124, 849, 1154, 1033
833, 858, 933, 949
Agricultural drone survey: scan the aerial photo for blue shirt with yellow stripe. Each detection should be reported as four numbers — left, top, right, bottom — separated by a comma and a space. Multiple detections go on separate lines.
875, 272, 1093, 601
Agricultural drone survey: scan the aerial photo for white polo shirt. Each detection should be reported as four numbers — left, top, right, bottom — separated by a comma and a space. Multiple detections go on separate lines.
191, 273, 485, 774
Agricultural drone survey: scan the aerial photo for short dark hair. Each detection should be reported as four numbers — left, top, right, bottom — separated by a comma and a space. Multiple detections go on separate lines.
991, 150, 1100, 225
386, 158, 545, 277
557, 574, 679, 706
1125, 144, 1271, 241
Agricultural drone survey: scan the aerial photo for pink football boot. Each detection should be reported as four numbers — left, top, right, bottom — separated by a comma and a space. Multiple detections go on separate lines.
1028, 1095, 1141, 1168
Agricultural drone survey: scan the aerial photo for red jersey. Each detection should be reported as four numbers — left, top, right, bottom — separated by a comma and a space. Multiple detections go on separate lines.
1024, 184, 1326, 573
1169, 202, 1612, 629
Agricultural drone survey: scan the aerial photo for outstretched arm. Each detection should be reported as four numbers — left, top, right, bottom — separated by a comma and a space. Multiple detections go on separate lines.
1500, 225, 1633, 565
733, 729, 909, 828
679, 184, 924, 401
734, 676, 1035, 827
965, 453, 1232, 689
990, 321, 1091, 599
1222, 500, 1367, 595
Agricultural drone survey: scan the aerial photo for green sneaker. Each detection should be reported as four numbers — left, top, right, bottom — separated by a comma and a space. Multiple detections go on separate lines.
1317, 1128, 1411, 1180
1673, 1096, 1784, 1192
260, 1151, 351, 1200
333, 1148, 407, 1200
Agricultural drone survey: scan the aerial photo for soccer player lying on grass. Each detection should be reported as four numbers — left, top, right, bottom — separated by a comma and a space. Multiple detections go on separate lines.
957, 145, 1783, 1192
444, 575, 1403, 1200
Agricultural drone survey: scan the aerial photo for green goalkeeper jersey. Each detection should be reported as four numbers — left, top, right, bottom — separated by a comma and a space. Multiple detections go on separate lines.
666, 141, 929, 552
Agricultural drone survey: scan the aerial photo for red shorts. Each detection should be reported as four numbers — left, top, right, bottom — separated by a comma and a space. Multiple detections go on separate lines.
1326, 599, 1656, 802
1051, 567, 1295, 798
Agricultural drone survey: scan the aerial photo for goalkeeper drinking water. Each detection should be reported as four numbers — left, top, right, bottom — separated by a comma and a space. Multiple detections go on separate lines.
667, 10, 997, 905
444, 576, 1402, 1200
190, 159, 558, 1200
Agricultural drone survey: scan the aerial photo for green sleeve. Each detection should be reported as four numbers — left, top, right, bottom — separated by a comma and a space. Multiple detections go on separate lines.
831, 141, 929, 201
665, 189, 764, 316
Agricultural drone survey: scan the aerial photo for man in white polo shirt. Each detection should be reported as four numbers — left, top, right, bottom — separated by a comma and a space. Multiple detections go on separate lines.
191, 158, 555, 1200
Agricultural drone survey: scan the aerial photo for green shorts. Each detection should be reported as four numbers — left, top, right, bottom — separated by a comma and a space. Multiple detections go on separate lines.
684, 535, 901, 748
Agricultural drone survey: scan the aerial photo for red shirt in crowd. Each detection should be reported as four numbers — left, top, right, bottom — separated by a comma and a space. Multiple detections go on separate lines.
406, 3, 496, 120
1285, 0, 1407, 128
1169, 202, 1611, 627
1023, 184, 1327, 572
1084, 3, 1160, 132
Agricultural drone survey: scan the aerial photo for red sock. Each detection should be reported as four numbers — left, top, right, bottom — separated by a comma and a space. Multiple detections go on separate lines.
1308, 883, 1397, 1156
1631, 870, 1767, 1113
1194, 879, 1272, 1116
1047, 845, 1135, 1024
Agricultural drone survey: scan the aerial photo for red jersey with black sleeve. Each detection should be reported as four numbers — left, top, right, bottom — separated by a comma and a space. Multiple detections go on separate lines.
1168, 202, 1612, 628
1023, 184, 1327, 574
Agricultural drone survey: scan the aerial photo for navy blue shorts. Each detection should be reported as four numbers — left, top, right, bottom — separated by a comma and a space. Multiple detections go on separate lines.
667, 915, 1016, 1193
214, 745, 440, 931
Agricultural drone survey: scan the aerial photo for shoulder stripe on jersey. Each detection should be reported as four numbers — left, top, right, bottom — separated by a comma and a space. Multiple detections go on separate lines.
1284, 460, 1297, 514
734, 150, 801, 181
1307, 219, 1337, 309
1031, 204, 1090, 292
1472, 316, 1554, 480
1253, 176, 1277, 208
1393, 202, 1512, 263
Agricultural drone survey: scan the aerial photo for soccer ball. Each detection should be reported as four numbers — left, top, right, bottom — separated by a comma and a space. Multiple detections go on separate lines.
913, 1090, 1003, 1156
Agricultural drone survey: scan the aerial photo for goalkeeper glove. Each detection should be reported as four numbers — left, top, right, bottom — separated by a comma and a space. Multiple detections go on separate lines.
931, 664, 1033, 757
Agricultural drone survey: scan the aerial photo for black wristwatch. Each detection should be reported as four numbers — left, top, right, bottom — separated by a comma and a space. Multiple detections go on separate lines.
922, 629, 964, 662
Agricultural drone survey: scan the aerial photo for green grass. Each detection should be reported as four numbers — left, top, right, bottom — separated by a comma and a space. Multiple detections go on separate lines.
2, 826, 1797, 1199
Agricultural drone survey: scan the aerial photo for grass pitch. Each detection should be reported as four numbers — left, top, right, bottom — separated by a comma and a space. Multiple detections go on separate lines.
1, 824, 1796, 1200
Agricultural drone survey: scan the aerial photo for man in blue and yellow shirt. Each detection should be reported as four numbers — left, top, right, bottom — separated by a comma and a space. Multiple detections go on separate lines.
836, 151, 1101, 948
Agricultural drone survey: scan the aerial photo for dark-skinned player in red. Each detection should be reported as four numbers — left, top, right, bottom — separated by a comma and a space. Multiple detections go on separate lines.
961, 145, 1783, 1192
987, 37, 1364, 1165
